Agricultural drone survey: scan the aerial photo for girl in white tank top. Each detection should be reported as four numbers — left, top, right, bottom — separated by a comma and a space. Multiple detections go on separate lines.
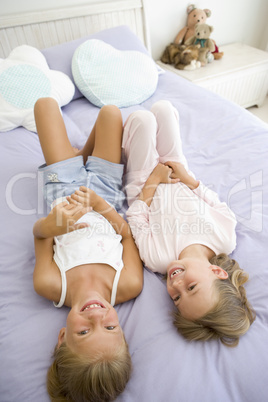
33, 97, 143, 402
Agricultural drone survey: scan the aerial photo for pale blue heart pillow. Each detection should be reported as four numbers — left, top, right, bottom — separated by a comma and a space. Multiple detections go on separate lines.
72, 39, 158, 108
0, 45, 75, 132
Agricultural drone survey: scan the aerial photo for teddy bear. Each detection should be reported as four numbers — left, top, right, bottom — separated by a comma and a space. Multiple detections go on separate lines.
174, 4, 223, 60
185, 23, 215, 66
174, 4, 211, 45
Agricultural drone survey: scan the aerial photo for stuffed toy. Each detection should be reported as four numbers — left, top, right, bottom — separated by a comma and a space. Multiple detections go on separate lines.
160, 43, 201, 70
174, 44, 201, 70
161, 43, 183, 65
174, 4, 211, 45
174, 4, 223, 59
185, 23, 215, 66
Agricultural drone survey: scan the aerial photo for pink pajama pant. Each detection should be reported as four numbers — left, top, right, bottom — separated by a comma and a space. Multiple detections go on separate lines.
122, 100, 189, 205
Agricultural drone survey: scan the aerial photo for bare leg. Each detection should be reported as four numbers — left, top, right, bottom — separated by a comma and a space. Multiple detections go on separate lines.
91, 105, 123, 164
35, 99, 123, 166
76, 106, 123, 164
34, 97, 76, 165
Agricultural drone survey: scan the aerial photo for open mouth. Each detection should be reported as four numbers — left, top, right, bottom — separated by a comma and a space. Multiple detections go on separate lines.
169, 267, 184, 280
80, 301, 105, 312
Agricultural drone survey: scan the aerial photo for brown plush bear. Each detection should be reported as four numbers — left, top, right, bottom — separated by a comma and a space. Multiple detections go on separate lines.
185, 23, 215, 66
174, 4, 211, 45
174, 4, 223, 60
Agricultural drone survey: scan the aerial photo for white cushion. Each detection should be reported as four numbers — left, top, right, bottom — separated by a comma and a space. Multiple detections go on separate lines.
0, 45, 75, 132
72, 39, 158, 108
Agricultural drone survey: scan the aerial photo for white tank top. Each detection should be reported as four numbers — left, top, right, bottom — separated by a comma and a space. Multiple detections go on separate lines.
52, 209, 124, 308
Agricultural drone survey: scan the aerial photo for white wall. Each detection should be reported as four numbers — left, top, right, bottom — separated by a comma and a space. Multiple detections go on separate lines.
147, 0, 268, 59
1, 0, 268, 60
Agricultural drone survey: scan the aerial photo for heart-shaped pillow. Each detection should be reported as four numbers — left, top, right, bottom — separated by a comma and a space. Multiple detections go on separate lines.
0, 45, 75, 132
72, 39, 158, 108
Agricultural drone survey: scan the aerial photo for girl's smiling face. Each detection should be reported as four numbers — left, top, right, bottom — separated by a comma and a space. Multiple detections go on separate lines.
166, 258, 228, 320
58, 293, 124, 357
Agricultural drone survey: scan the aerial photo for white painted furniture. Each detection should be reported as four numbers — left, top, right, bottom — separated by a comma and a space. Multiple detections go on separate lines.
0, 0, 151, 57
157, 43, 268, 108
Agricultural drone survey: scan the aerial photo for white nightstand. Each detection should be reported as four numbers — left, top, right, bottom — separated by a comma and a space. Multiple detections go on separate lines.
157, 43, 268, 108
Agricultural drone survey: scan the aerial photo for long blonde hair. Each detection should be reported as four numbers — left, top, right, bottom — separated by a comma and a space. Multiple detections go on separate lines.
173, 253, 256, 347
47, 339, 131, 402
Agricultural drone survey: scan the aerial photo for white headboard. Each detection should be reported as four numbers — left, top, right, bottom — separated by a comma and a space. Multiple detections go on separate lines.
0, 0, 151, 58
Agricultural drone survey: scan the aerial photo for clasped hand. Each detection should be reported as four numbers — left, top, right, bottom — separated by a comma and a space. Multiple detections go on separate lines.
164, 161, 199, 189
164, 161, 189, 182
38, 187, 95, 238
152, 162, 198, 189
151, 163, 180, 184
66, 186, 98, 209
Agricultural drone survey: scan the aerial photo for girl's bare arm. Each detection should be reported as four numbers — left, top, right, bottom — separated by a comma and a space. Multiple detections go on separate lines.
33, 202, 91, 239
33, 235, 61, 302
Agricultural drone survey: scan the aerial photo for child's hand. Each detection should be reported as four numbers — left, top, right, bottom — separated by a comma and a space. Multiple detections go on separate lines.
67, 186, 99, 209
139, 164, 180, 207
151, 163, 180, 184
164, 161, 199, 189
34, 201, 91, 238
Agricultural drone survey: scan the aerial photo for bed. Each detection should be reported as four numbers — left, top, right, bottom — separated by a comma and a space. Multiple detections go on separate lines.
0, 1, 268, 401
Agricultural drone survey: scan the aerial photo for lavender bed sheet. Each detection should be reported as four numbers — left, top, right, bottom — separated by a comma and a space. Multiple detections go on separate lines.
1, 69, 268, 402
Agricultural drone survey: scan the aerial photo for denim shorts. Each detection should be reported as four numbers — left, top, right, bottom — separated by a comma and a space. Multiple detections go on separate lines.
38, 155, 125, 211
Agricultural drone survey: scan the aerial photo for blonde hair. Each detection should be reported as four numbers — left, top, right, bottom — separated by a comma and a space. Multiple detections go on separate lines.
47, 339, 131, 402
173, 253, 256, 347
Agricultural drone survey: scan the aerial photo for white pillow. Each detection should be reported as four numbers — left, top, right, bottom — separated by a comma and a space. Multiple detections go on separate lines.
72, 39, 158, 108
0, 45, 75, 132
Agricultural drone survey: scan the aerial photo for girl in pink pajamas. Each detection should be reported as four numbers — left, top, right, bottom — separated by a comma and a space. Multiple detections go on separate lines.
122, 100, 255, 346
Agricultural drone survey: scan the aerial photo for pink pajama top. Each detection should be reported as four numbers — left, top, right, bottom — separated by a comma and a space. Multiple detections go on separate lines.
126, 181, 237, 274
